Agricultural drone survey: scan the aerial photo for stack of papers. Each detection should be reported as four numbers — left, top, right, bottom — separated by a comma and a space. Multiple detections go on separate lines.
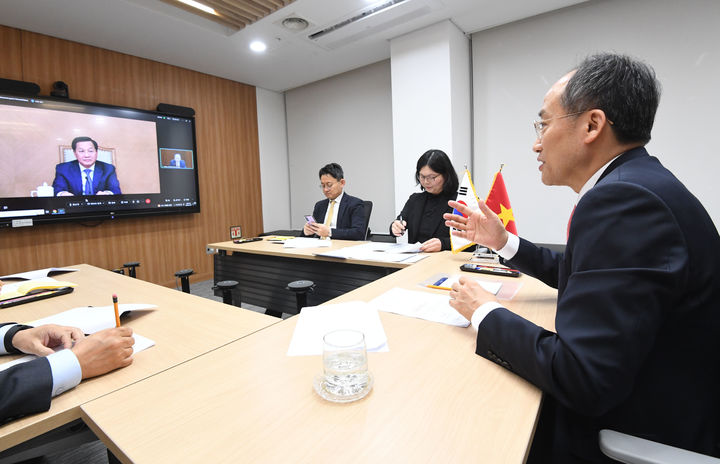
0, 267, 78, 280
287, 302, 388, 356
370, 287, 471, 327
314, 242, 427, 263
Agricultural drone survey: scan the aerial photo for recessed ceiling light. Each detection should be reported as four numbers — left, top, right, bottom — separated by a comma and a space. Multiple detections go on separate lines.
281, 17, 309, 32
250, 41, 267, 53
177, 0, 217, 16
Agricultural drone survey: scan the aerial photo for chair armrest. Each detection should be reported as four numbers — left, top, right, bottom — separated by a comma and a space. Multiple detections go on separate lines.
599, 429, 720, 464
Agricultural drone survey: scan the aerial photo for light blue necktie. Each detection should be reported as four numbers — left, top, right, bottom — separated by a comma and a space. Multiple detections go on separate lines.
83, 169, 93, 195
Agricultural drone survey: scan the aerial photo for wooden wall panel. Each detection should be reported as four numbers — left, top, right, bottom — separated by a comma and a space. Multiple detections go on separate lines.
0, 26, 23, 80
0, 27, 262, 286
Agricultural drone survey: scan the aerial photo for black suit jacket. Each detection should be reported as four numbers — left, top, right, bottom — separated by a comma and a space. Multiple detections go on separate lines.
52, 160, 122, 196
391, 191, 454, 250
0, 323, 53, 424
478, 148, 720, 463
302, 193, 366, 240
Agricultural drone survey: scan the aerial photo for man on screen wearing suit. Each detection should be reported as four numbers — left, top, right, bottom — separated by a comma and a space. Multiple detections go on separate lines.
52, 136, 122, 196
169, 153, 186, 168
444, 53, 720, 463
301, 163, 365, 240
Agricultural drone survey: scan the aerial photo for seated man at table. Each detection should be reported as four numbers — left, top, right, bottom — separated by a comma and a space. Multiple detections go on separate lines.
301, 163, 366, 240
444, 53, 720, 462
0, 319, 134, 423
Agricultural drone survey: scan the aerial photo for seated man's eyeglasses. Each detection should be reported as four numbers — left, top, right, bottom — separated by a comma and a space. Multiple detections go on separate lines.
319, 182, 335, 190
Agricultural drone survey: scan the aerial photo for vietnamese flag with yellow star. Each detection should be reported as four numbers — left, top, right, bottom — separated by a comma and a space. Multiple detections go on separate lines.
485, 170, 517, 234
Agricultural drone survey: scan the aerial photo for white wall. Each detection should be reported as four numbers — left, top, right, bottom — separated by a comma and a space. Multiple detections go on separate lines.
390, 20, 471, 214
472, 0, 720, 243
256, 87, 291, 232
285, 60, 394, 234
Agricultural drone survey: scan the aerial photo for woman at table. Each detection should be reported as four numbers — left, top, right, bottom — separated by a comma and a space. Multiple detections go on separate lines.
389, 149, 459, 252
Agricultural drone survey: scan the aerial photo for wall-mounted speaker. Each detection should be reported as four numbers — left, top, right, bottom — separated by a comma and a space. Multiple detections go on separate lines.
0, 78, 40, 96
156, 103, 195, 118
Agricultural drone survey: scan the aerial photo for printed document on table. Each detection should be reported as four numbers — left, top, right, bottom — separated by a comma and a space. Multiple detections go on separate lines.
282, 237, 332, 248
287, 301, 388, 356
0, 268, 78, 280
369, 287, 470, 327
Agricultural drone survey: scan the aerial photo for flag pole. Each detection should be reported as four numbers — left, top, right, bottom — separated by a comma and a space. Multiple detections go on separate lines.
499, 163, 504, 173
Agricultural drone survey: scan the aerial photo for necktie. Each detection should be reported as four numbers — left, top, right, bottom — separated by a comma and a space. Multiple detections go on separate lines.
325, 200, 336, 227
83, 169, 93, 195
566, 205, 576, 241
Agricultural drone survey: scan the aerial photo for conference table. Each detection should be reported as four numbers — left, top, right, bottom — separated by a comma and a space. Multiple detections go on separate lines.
0, 264, 278, 452
209, 238, 413, 315
81, 251, 557, 463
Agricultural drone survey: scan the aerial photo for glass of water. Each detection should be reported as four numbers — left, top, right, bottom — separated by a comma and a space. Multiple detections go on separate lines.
314, 329, 373, 402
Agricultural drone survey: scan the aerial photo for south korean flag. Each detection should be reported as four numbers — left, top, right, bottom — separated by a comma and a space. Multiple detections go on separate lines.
450, 169, 481, 253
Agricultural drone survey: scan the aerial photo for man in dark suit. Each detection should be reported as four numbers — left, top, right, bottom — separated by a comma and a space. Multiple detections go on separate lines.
444, 53, 720, 463
301, 163, 366, 240
0, 320, 134, 423
52, 136, 122, 196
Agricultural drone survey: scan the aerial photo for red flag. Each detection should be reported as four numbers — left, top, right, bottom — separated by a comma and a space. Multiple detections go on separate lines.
485, 171, 517, 234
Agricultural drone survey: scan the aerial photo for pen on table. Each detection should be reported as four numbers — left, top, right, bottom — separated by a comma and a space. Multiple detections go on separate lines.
427, 276, 450, 289
112, 294, 121, 327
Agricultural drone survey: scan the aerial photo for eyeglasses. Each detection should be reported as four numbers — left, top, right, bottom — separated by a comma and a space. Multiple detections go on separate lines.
319, 182, 336, 190
533, 111, 614, 139
419, 173, 440, 183
533, 111, 587, 139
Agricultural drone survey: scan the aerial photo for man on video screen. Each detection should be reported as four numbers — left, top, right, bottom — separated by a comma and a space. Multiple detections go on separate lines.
52, 136, 122, 196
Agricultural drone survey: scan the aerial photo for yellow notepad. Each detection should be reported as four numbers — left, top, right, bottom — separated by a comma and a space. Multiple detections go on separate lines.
0, 278, 78, 302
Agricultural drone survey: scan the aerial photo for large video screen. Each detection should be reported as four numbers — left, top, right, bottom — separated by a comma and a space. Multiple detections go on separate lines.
0, 92, 199, 228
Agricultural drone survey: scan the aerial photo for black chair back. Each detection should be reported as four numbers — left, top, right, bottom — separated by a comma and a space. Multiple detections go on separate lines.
362, 200, 373, 240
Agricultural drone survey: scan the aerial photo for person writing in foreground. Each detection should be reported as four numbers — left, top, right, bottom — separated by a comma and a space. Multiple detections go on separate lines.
301, 163, 366, 240
0, 310, 134, 423
390, 149, 459, 252
444, 53, 720, 463
53, 136, 122, 196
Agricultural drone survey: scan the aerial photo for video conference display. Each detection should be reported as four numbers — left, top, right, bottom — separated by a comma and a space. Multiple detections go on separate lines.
0, 92, 200, 228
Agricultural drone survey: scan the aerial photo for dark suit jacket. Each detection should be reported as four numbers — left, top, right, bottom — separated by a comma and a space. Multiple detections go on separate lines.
52, 160, 122, 196
391, 191, 454, 250
478, 148, 720, 463
0, 323, 53, 424
302, 193, 366, 240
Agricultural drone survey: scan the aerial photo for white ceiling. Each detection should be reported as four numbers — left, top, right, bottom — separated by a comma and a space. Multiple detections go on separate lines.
0, 0, 587, 92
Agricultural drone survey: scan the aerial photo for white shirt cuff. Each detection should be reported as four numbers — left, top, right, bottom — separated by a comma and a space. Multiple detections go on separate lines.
47, 349, 82, 397
495, 233, 520, 260
0, 324, 15, 354
470, 302, 505, 331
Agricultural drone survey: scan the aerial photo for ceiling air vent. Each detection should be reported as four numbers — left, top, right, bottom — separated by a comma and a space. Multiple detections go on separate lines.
306, 0, 440, 50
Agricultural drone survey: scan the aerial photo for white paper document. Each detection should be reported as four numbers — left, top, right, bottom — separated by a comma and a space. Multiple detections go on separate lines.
369, 287, 470, 327
428, 275, 502, 295
314, 242, 425, 263
0, 267, 78, 280
29, 304, 157, 334
282, 237, 332, 248
0, 304, 157, 373
287, 301, 388, 356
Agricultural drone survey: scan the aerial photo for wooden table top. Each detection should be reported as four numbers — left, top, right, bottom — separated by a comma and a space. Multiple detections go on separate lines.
81, 253, 557, 463
208, 238, 419, 269
0, 264, 278, 450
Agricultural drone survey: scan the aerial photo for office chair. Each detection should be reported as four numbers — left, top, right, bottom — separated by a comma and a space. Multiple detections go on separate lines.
174, 268, 194, 293
122, 261, 140, 278
361, 200, 373, 240
214, 280, 239, 305
599, 429, 720, 464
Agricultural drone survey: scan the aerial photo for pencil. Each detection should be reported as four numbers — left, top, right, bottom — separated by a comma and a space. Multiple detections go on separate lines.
112, 294, 121, 327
